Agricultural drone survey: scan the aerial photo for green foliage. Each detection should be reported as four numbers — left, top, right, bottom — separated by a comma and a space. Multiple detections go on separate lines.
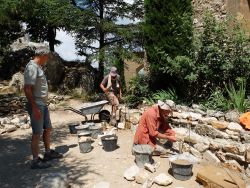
143, 0, 193, 100
144, 0, 193, 58
154, 89, 177, 101
225, 78, 248, 112
143, 89, 178, 105
202, 79, 249, 112
144, 0, 193, 87
19, 0, 75, 51
0, 0, 22, 55
192, 13, 250, 100
71, 0, 144, 78
202, 88, 229, 111
124, 75, 151, 107
144, 11, 250, 105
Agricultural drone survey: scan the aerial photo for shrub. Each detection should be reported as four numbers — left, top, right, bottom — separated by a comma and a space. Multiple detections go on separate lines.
124, 75, 151, 107
225, 78, 248, 112
202, 88, 229, 111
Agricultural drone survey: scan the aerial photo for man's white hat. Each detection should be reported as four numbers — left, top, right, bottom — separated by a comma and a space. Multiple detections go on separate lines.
157, 100, 175, 111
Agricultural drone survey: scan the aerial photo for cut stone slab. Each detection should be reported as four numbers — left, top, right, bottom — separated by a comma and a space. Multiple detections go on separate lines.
228, 122, 244, 132
203, 150, 220, 164
211, 121, 228, 130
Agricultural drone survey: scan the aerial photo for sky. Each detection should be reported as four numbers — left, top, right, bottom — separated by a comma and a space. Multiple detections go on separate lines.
54, 0, 135, 62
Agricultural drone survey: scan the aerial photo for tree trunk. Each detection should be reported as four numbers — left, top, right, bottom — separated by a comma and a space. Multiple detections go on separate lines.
98, 0, 105, 82
48, 26, 56, 52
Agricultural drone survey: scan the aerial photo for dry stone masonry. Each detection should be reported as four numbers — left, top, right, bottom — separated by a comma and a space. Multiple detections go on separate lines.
126, 103, 250, 178
0, 93, 26, 117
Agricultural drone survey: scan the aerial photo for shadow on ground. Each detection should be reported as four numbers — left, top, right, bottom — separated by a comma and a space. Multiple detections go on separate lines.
0, 127, 98, 188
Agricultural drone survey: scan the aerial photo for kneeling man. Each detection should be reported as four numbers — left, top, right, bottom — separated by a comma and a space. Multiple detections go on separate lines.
134, 100, 176, 154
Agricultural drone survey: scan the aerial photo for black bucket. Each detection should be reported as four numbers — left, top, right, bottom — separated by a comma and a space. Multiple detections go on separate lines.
171, 159, 193, 181
101, 135, 118, 152
68, 122, 79, 134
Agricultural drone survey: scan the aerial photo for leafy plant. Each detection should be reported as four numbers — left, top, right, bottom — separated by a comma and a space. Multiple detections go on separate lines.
225, 78, 248, 112
142, 96, 155, 105
203, 88, 229, 111
124, 75, 151, 107
143, 88, 178, 105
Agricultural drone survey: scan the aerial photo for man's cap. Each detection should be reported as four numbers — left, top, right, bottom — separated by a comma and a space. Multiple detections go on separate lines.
158, 100, 175, 111
110, 66, 117, 77
34, 46, 50, 56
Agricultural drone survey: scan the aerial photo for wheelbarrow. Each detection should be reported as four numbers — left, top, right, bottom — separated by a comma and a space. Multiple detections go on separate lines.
65, 100, 111, 122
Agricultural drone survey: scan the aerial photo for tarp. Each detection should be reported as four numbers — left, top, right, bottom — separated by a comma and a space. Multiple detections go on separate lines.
239, 112, 250, 130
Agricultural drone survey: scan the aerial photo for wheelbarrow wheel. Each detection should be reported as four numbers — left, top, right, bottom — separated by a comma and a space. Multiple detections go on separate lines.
99, 110, 111, 122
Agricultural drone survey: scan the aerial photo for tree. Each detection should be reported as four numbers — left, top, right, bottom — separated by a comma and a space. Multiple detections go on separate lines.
19, 0, 80, 52
143, 0, 193, 90
0, 0, 22, 55
71, 0, 144, 80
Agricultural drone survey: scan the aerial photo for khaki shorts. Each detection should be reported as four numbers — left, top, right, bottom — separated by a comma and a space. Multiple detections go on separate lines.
107, 92, 119, 107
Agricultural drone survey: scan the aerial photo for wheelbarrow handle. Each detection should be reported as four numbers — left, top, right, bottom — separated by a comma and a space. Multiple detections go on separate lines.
64, 107, 88, 121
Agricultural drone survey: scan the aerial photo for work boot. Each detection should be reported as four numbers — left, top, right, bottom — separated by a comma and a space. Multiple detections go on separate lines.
43, 150, 63, 161
30, 157, 51, 169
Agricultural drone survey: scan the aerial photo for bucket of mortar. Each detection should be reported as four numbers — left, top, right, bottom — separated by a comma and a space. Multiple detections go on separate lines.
101, 135, 118, 152
133, 144, 153, 168
68, 122, 80, 134
89, 124, 103, 139
78, 131, 93, 153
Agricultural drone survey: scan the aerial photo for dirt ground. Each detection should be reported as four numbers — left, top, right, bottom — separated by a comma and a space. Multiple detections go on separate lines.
0, 100, 246, 188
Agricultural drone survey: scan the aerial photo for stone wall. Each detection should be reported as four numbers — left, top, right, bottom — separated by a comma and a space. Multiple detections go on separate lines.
0, 93, 26, 116
192, 0, 228, 29
192, 0, 250, 31
0, 93, 68, 117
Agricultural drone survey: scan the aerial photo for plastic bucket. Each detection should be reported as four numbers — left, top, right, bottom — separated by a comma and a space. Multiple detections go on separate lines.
101, 135, 118, 152
75, 124, 90, 134
170, 159, 193, 181
133, 144, 153, 168
77, 131, 92, 139
89, 124, 102, 139
79, 140, 92, 153
68, 122, 79, 134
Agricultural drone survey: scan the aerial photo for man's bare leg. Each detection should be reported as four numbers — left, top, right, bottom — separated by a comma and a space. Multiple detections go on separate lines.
31, 134, 40, 159
43, 128, 52, 153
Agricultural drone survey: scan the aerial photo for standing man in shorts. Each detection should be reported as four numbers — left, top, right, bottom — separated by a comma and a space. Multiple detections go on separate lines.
24, 48, 62, 169
100, 66, 122, 124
